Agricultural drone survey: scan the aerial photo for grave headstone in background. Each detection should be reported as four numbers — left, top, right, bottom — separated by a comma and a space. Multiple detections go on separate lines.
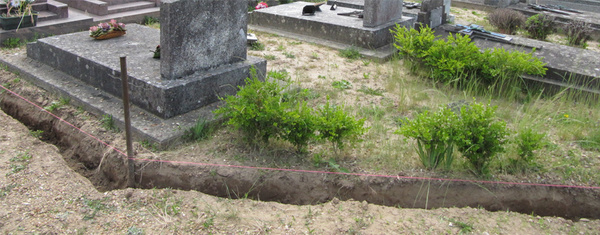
363, 0, 404, 28
417, 0, 451, 28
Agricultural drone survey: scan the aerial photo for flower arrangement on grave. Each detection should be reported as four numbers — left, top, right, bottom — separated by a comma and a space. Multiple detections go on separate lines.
89, 19, 126, 40
1, 0, 37, 30
255, 2, 268, 9
2, 0, 34, 17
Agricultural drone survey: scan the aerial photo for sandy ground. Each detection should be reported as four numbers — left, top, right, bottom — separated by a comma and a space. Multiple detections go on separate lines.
0, 95, 598, 233
1, 47, 600, 234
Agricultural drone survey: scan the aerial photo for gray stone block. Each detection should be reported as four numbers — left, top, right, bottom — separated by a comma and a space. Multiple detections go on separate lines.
429, 7, 443, 28
160, 0, 248, 80
363, 0, 404, 28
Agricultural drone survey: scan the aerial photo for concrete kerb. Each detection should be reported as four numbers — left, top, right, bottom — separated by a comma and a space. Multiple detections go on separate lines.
248, 24, 399, 62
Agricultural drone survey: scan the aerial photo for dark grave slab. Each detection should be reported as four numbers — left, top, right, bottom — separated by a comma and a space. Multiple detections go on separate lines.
27, 24, 266, 119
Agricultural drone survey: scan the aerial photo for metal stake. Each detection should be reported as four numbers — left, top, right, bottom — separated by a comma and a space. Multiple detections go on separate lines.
120, 56, 135, 188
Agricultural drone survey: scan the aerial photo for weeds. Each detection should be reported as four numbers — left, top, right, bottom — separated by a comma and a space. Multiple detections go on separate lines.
82, 197, 109, 220
357, 86, 383, 96
283, 51, 296, 59
7, 151, 32, 176
29, 129, 43, 139
183, 118, 212, 141
127, 226, 145, 235
141, 16, 159, 25
264, 54, 277, 60
449, 218, 474, 233
250, 41, 265, 51
2, 38, 23, 48
268, 69, 290, 81
332, 80, 352, 89
140, 140, 158, 151
339, 47, 361, 60
0, 184, 18, 198
100, 114, 119, 132
565, 20, 592, 47
488, 8, 525, 35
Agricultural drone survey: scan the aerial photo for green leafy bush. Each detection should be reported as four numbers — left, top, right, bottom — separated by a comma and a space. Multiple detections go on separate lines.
390, 25, 436, 68
422, 33, 480, 83
280, 102, 317, 151
524, 14, 555, 41
396, 106, 458, 170
454, 102, 509, 176
215, 69, 366, 152
214, 68, 290, 143
511, 127, 545, 171
391, 24, 547, 88
488, 8, 526, 35
478, 48, 547, 83
316, 97, 367, 151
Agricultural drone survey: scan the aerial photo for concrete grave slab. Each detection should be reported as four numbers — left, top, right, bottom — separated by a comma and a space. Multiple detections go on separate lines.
27, 24, 266, 119
250, 1, 414, 60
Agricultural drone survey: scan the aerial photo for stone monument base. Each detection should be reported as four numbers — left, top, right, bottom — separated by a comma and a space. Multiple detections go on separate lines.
5, 24, 266, 147
27, 24, 266, 119
250, 1, 415, 60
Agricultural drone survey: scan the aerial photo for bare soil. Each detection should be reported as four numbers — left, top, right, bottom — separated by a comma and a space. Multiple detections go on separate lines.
1, 15, 600, 232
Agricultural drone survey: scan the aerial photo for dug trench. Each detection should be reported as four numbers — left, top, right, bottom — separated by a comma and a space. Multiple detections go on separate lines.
1, 91, 599, 221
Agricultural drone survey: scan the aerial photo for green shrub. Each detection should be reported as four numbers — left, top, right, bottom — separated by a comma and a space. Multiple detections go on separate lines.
422, 33, 480, 83
478, 47, 547, 83
454, 102, 509, 176
390, 25, 436, 68
565, 20, 592, 47
215, 67, 322, 152
524, 14, 555, 41
488, 8, 526, 35
396, 106, 458, 170
280, 101, 317, 152
391, 24, 547, 90
511, 127, 545, 171
214, 68, 290, 143
316, 97, 367, 151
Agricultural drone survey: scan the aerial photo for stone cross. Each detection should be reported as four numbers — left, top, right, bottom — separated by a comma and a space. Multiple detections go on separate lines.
363, 0, 404, 28
160, 0, 248, 80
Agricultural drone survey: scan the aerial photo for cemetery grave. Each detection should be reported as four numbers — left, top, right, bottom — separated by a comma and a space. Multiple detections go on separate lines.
0, 0, 600, 232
